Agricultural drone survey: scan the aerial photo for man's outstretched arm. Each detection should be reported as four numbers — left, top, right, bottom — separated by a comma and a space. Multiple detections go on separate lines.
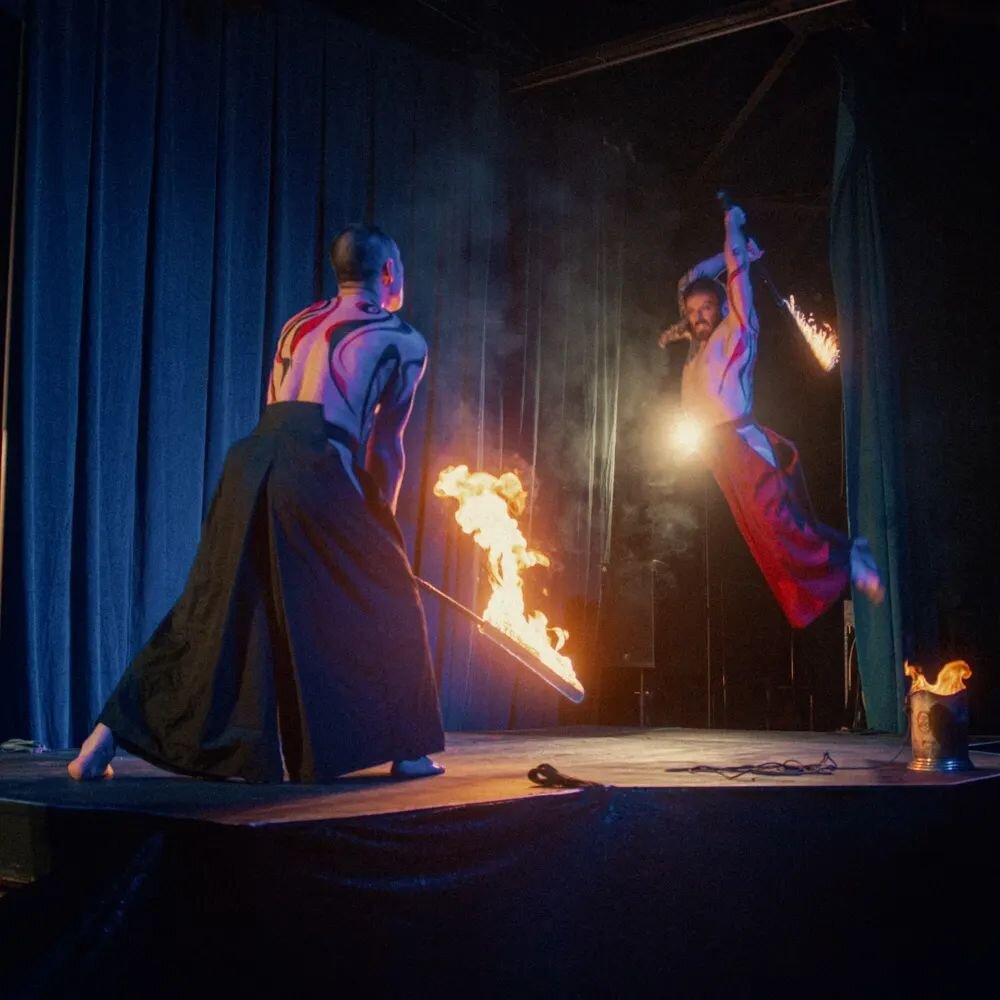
366, 353, 427, 514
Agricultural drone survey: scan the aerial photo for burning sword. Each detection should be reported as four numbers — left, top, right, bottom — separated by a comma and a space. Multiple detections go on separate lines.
416, 575, 585, 704
430, 464, 586, 705
717, 190, 841, 372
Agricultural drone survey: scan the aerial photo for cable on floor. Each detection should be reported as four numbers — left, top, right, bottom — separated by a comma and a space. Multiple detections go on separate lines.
665, 752, 840, 779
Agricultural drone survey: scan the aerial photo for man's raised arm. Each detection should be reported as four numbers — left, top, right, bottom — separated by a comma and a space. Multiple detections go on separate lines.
723, 205, 757, 335
366, 353, 427, 514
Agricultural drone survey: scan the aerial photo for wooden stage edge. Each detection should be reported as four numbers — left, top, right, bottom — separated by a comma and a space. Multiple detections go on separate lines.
2, 725, 999, 831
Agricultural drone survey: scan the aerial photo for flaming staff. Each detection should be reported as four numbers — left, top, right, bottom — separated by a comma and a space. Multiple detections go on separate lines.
758, 269, 841, 372
717, 190, 841, 372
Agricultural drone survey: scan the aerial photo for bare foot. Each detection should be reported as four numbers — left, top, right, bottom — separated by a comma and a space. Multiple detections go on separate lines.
850, 538, 885, 605
67, 723, 116, 780
390, 756, 445, 779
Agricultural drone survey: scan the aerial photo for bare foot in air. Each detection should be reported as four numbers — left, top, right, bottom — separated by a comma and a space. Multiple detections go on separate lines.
390, 756, 445, 779
67, 723, 116, 780
850, 538, 885, 605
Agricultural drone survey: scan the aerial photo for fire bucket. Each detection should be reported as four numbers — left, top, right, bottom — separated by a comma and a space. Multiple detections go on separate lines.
907, 689, 974, 772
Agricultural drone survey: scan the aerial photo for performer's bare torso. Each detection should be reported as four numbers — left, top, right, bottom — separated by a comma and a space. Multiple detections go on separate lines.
679, 291, 776, 466
680, 310, 756, 427
267, 294, 427, 495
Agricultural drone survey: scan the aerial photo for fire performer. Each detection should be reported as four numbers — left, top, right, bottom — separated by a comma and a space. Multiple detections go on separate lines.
657, 202, 884, 627
69, 225, 445, 782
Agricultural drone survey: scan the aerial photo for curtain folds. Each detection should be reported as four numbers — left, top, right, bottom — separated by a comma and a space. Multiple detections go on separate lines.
829, 46, 908, 734
1, 0, 631, 747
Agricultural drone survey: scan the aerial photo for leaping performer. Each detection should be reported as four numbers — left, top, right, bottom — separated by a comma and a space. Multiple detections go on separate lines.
69, 224, 445, 782
657, 200, 884, 628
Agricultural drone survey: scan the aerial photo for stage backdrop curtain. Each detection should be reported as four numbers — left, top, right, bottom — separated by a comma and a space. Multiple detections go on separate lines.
828, 46, 908, 734
1, 0, 541, 749
1, 0, 634, 749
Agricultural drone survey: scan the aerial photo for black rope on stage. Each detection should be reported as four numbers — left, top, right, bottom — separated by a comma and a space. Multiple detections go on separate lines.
665, 752, 840, 779
665, 737, 916, 778
527, 763, 602, 788
529, 734, 916, 788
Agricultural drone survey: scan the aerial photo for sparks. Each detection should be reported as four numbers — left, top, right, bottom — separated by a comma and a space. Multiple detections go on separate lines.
433, 464, 583, 699
783, 294, 840, 372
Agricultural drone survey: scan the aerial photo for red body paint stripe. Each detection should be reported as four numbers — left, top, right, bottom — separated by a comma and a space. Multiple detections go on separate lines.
290, 304, 336, 355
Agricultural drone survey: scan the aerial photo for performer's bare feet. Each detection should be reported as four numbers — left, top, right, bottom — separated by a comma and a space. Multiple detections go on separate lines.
390, 756, 445, 779
850, 538, 885, 605
67, 723, 116, 780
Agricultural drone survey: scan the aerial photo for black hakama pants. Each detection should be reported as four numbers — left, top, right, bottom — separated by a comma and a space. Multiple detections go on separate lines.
99, 401, 444, 782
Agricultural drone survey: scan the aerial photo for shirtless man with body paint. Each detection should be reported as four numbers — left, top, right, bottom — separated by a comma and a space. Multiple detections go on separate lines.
659, 203, 883, 628
268, 226, 426, 515
70, 225, 444, 783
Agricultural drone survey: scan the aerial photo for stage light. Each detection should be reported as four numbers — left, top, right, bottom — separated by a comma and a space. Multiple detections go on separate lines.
670, 414, 704, 458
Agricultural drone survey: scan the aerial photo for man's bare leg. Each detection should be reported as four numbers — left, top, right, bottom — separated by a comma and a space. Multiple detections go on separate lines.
850, 538, 885, 605
390, 755, 445, 779
67, 723, 116, 780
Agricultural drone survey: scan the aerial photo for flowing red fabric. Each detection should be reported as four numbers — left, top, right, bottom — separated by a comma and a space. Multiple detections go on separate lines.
706, 419, 850, 628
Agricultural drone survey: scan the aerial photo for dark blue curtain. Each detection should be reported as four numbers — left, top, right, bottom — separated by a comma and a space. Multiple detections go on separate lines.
829, 47, 909, 734
2, 0, 641, 749
0, 0, 527, 748
830, 29, 999, 734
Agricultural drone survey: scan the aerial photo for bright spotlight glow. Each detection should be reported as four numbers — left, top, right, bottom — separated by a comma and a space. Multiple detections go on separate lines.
671, 414, 704, 456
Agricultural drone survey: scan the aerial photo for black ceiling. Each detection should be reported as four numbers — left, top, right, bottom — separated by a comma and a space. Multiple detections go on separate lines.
314, 0, 995, 78
303, 0, 996, 222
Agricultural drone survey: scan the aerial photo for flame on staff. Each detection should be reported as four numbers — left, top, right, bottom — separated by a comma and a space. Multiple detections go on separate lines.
433, 464, 582, 695
783, 294, 840, 372
904, 659, 972, 696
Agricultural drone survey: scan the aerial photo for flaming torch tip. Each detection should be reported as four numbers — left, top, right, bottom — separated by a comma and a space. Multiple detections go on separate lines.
784, 295, 840, 372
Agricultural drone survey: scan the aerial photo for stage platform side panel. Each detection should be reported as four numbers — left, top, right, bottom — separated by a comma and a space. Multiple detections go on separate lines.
2, 727, 1000, 832
2, 756, 998, 997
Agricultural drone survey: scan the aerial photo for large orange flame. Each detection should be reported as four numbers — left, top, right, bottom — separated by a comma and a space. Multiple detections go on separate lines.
904, 659, 972, 696
434, 464, 582, 696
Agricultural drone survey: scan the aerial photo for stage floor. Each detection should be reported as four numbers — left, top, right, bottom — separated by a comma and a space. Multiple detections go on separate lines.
3, 726, 999, 995
2, 725, 999, 827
